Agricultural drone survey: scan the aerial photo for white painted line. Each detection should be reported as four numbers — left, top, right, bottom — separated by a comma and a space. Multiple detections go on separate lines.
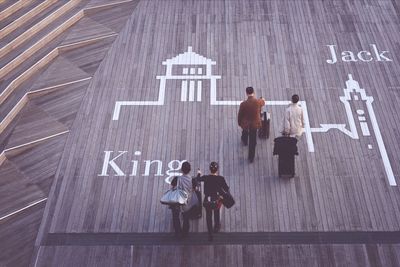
360, 122, 371, 136
30, 77, 92, 95
2, 130, 69, 154
267, 100, 291, 105
188, 81, 195, 102
339, 98, 359, 139
0, 198, 47, 221
33, 246, 42, 267
58, 33, 118, 49
156, 75, 221, 79
181, 80, 187, 101
85, 0, 135, 10
0, 95, 29, 133
300, 101, 315, 152
366, 100, 397, 186
112, 100, 164, 120
0, 130, 69, 167
197, 80, 202, 102
211, 100, 242, 105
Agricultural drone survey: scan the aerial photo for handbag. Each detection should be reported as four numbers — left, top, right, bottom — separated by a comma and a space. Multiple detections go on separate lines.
160, 177, 188, 205
220, 189, 235, 209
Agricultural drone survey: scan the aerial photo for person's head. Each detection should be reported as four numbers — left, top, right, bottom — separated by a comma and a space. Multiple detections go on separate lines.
181, 161, 191, 174
209, 161, 219, 174
291, 94, 299, 104
246, 86, 254, 96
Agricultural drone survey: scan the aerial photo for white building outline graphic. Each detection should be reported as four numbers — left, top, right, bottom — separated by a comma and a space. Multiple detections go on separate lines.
112, 47, 396, 186
112, 46, 222, 119
311, 74, 396, 186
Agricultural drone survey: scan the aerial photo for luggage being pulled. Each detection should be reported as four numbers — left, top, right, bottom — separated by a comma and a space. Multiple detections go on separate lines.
273, 136, 298, 178
258, 109, 270, 139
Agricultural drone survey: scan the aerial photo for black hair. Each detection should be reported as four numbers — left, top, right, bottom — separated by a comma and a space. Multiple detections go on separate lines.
209, 161, 219, 174
246, 87, 254, 95
291, 94, 299, 103
181, 161, 191, 174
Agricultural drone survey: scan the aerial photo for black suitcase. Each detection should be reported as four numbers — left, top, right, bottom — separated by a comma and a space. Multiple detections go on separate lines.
220, 189, 235, 209
258, 111, 270, 139
278, 155, 295, 177
273, 137, 298, 178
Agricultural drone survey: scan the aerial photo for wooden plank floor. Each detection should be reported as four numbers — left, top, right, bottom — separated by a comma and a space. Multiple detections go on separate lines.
0, 201, 46, 267
34, 243, 400, 267
1, 0, 397, 265
0, 1, 65, 45
0, 0, 43, 30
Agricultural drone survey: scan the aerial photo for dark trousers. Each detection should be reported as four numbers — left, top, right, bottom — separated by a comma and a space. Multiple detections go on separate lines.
241, 128, 257, 160
171, 206, 190, 236
205, 207, 220, 236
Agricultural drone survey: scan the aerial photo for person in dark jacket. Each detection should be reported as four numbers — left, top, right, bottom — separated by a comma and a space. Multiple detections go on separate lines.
273, 135, 299, 178
238, 87, 265, 163
197, 162, 229, 241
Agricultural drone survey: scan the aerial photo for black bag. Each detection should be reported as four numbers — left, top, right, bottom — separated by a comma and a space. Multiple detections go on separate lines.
220, 189, 235, 209
189, 190, 203, 219
258, 111, 270, 139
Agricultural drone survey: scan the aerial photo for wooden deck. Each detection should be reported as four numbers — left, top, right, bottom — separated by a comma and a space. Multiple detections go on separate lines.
1, 0, 400, 266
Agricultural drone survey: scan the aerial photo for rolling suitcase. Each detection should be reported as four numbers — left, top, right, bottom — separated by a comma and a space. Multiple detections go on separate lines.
258, 110, 270, 139
278, 154, 295, 177
273, 136, 298, 178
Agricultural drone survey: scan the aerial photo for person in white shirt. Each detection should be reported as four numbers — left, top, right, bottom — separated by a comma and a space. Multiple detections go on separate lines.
282, 94, 305, 138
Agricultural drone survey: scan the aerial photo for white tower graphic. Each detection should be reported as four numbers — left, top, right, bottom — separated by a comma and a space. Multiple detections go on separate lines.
311, 74, 396, 186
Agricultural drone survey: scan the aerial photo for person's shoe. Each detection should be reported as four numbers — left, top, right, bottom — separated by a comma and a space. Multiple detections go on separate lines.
213, 224, 221, 233
248, 158, 254, 163
242, 140, 248, 146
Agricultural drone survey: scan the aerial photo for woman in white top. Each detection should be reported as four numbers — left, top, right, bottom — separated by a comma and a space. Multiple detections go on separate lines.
282, 94, 305, 138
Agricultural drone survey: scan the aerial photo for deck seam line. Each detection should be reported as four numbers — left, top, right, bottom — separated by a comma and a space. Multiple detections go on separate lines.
0, 130, 69, 166
0, 197, 47, 221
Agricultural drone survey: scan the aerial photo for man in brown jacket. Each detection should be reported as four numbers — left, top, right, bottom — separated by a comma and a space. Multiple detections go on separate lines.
238, 87, 265, 163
